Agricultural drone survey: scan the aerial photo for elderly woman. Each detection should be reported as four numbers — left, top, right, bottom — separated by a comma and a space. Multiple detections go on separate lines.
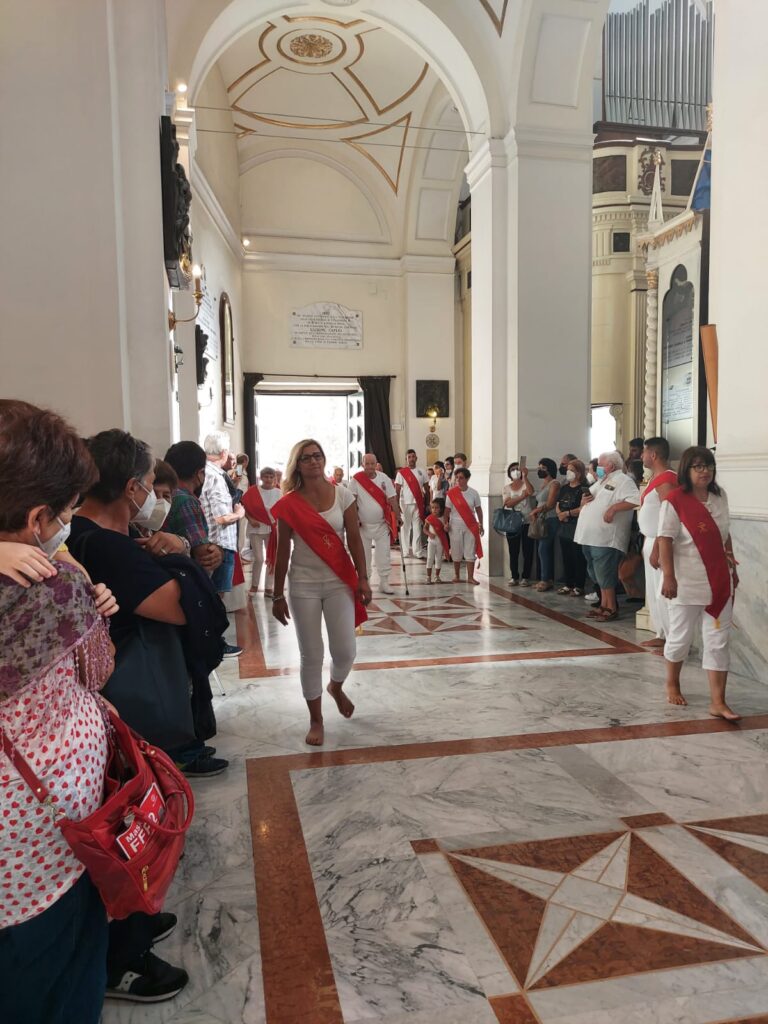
574, 450, 640, 620
502, 461, 535, 586
272, 439, 371, 746
657, 446, 739, 720
0, 400, 115, 1024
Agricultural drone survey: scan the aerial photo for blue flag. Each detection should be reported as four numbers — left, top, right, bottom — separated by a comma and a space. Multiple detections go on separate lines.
691, 146, 711, 211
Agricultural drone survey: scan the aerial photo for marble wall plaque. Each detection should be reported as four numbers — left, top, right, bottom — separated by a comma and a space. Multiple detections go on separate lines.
197, 280, 219, 362
290, 302, 362, 350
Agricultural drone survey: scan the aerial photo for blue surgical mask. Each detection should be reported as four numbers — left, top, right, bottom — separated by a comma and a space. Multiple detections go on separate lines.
596, 466, 606, 479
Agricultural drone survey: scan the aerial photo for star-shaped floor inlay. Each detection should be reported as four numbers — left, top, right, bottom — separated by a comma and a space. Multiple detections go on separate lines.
448, 828, 764, 989
362, 596, 514, 636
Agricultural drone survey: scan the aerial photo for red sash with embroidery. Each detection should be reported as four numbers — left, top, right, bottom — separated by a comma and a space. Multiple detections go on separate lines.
397, 467, 425, 518
426, 514, 451, 559
272, 491, 367, 626
242, 486, 277, 570
447, 486, 483, 558
665, 487, 731, 619
353, 472, 397, 542
641, 469, 677, 505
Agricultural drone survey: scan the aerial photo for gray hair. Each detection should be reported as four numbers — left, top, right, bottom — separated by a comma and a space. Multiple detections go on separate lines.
600, 450, 625, 473
203, 431, 230, 456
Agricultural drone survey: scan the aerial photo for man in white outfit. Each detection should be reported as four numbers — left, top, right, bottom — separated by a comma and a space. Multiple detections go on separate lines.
637, 437, 678, 647
395, 449, 428, 558
348, 453, 399, 594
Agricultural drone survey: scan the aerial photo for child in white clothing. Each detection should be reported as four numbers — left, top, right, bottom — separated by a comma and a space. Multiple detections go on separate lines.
425, 498, 448, 584
244, 467, 282, 596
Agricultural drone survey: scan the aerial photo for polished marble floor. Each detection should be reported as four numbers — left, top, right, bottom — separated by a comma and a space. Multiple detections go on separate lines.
102, 563, 768, 1024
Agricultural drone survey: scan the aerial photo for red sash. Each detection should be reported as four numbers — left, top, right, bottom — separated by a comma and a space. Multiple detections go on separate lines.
242, 485, 277, 570
272, 491, 367, 626
447, 486, 483, 558
665, 487, 731, 619
426, 514, 451, 559
397, 467, 425, 517
641, 469, 677, 505
353, 472, 397, 542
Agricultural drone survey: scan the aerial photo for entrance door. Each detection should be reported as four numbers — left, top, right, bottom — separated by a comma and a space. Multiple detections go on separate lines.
347, 389, 365, 478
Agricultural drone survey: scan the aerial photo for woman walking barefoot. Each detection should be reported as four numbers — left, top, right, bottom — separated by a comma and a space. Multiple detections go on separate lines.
271, 440, 371, 746
657, 446, 740, 720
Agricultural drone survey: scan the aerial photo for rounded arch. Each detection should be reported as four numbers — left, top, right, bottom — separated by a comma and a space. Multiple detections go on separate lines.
186, 0, 494, 147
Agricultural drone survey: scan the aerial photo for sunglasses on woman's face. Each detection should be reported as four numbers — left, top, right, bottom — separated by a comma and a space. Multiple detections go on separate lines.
298, 452, 324, 464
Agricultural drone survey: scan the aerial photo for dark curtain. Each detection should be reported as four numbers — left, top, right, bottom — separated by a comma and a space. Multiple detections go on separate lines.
358, 376, 397, 477
242, 373, 264, 473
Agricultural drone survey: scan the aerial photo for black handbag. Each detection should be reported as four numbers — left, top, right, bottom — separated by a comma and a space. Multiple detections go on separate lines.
104, 618, 195, 753
492, 507, 524, 536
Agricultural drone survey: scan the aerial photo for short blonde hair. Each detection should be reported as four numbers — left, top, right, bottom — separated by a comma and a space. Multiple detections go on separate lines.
283, 438, 326, 493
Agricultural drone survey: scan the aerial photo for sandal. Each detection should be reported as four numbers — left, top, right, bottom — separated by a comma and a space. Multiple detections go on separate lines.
586, 607, 606, 619
557, 586, 571, 595
535, 582, 553, 592
596, 608, 619, 622
571, 588, 583, 596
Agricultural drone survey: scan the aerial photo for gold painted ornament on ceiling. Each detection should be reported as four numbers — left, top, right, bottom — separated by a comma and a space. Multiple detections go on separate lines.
219, 15, 430, 194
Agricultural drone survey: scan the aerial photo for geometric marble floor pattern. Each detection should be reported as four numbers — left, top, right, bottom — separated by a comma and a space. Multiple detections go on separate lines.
101, 571, 768, 1024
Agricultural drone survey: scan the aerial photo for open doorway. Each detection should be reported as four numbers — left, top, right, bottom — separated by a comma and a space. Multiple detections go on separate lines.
590, 404, 620, 458
254, 382, 364, 480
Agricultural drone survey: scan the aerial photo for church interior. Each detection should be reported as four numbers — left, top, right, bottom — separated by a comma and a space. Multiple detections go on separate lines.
2, 1, 768, 1022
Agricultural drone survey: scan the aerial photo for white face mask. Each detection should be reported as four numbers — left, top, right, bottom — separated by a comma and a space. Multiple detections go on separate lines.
510, 470, 522, 481
586, 472, 596, 485
566, 470, 577, 482
143, 498, 171, 533
130, 481, 158, 526
36, 516, 71, 558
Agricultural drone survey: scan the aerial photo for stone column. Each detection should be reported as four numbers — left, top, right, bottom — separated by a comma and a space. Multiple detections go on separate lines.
643, 269, 659, 438
627, 270, 648, 439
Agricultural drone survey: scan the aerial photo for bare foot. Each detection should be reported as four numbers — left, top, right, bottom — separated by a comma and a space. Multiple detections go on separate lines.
452, 577, 461, 584
305, 721, 324, 745
468, 577, 480, 586
327, 681, 355, 719
666, 685, 688, 706
709, 703, 741, 722
641, 638, 666, 648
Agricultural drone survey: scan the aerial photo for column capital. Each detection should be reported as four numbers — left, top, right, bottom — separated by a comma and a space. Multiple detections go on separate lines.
464, 138, 508, 190
507, 125, 595, 163
646, 268, 659, 289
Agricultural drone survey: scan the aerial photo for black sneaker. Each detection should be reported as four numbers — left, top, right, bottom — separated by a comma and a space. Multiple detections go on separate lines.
105, 950, 189, 1003
179, 754, 229, 778
222, 643, 243, 658
203, 744, 216, 757
151, 912, 178, 944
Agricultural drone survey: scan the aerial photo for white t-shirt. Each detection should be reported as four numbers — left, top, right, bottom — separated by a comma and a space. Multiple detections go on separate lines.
636, 471, 677, 537
246, 486, 282, 536
446, 486, 481, 530
395, 467, 427, 506
657, 490, 730, 605
288, 485, 356, 583
574, 470, 640, 551
503, 481, 535, 523
348, 472, 395, 525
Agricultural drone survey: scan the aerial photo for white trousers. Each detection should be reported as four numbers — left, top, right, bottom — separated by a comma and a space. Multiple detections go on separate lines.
449, 522, 477, 562
360, 521, 391, 585
664, 598, 733, 672
401, 504, 425, 556
287, 579, 356, 701
248, 531, 274, 591
642, 537, 669, 639
426, 537, 444, 570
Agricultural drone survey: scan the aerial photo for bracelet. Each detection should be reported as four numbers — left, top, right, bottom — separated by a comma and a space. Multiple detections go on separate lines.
272, 595, 286, 602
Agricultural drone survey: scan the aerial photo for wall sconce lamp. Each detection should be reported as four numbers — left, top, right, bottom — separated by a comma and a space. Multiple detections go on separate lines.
168, 263, 203, 331
426, 406, 440, 432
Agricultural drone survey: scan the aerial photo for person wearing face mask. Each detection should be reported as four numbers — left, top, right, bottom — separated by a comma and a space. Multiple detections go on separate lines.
502, 461, 535, 586
558, 453, 578, 480
444, 456, 455, 484
555, 459, 590, 594
163, 442, 223, 575
528, 458, 560, 592
636, 436, 677, 648
574, 450, 640, 621
0, 401, 119, 1024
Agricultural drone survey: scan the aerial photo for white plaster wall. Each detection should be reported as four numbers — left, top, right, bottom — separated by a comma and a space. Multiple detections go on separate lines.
194, 65, 241, 234
190, 200, 245, 452
0, 0, 170, 451
241, 269, 409, 464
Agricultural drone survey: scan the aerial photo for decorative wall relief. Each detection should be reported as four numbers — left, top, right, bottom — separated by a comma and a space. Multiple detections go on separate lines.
416, 380, 449, 419
638, 147, 666, 196
159, 116, 192, 288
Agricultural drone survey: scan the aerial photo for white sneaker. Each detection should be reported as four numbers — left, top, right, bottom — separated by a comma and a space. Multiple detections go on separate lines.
520, 579, 530, 588
584, 592, 600, 604
380, 585, 394, 595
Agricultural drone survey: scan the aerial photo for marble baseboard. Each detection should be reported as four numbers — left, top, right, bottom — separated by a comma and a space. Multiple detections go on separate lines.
730, 518, 768, 684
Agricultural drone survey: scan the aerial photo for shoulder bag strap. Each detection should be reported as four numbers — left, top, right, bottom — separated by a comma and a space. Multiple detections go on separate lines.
0, 728, 52, 804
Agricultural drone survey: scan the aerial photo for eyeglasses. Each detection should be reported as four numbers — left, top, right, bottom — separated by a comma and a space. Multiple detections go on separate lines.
691, 463, 713, 472
298, 452, 324, 464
